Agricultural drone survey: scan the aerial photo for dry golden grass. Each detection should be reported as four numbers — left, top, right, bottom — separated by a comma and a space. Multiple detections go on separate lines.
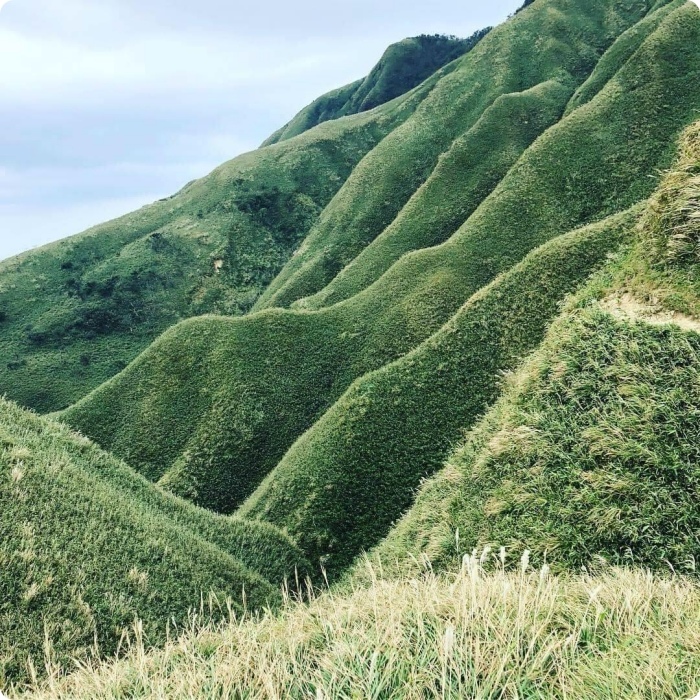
18, 557, 700, 699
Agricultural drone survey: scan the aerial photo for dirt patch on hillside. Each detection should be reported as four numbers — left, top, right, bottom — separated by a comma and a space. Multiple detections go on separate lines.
600, 292, 700, 333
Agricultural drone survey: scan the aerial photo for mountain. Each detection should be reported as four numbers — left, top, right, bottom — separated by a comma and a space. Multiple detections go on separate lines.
0, 73, 433, 413
262, 31, 491, 146
0, 397, 309, 687
61, 0, 700, 535
370, 116, 700, 577
2, 0, 700, 693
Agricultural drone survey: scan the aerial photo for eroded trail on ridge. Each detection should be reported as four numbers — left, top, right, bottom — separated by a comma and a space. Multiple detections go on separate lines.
600, 292, 700, 333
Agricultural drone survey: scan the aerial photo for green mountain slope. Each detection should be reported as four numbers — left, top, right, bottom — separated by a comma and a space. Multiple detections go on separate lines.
253, 0, 675, 311
240, 211, 633, 573
262, 31, 490, 146
0, 397, 310, 687
0, 71, 431, 414
370, 117, 700, 578
3, 3, 700, 695
62, 0, 700, 528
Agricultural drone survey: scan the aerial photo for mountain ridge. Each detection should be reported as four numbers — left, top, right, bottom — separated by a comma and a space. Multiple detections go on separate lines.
2, 0, 700, 691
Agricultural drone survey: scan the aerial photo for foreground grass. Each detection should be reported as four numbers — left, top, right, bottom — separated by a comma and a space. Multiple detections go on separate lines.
0, 398, 310, 687
19, 564, 700, 699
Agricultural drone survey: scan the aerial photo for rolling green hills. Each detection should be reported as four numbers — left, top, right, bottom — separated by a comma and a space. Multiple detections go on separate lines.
0, 66, 432, 414
0, 397, 309, 687
262, 31, 491, 146
239, 211, 634, 573
62, 0, 700, 531
370, 114, 700, 579
2, 0, 700, 694
253, 0, 688, 312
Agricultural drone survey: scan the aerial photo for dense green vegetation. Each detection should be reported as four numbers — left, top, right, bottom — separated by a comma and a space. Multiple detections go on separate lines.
297, 78, 572, 310
263, 32, 490, 146
0, 74, 429, 413
3, 1, 700, 695
0, 398, 311, 687
254, 0, 680, 311
371, 117, 700, 579
241, 212, 633, 573
62, 0, 700, 527
372, 298, 700, 575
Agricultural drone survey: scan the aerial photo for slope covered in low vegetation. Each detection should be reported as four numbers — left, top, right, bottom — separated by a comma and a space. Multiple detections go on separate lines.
371, 116, 700, 579
254, 0, 688, 311
19, 566, 700, 700
3, 2, 700, 696
240, 211, 633, 573
0, 398, 308, 687
0, 65, 430, 413
263, 32, 490, 146
62, 0, 700, 528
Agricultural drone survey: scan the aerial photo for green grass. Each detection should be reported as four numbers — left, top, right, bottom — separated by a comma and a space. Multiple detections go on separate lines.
62, 0, 700, 527
296, 78, 574, 310
3, 3, 700, 696
253, 0, 669, 311
263, 32, 490, 146
0, 398, 309, 688
0, 74, 424, 414
642, 118, 700, 267
369, 120, 700, 578
372, 297, 700, 576
563, 0, 684, 117
18, 566, 700, 700
239, 210, 633, 574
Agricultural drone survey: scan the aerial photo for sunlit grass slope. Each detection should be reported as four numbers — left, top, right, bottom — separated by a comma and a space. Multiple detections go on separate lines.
372, 118, 700, 578
19, 566, 700, 700
263, 32, 490, 146
0, 397, 308, 687
240, 211, 633, 574
0, 73, 426, 414
296, 78, 572, 310
63, 0, 700, 522
373, 301, 700, 577
254, 0, 669, 311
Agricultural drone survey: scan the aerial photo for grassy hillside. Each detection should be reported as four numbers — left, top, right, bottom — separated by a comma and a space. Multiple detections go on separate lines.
19, 567, 700, 700
0, 397, 308, 687
3, 4, 700, 697
371, 117, 700, 577
240, 212, 633, 573
296, 78, 573, 310
0, 69, 429, 414
62, 0, 700, 524
253, 0, 670, 311
263, 32, 490, 146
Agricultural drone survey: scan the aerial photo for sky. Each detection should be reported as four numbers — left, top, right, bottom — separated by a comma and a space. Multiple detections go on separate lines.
0, 0, 522, 261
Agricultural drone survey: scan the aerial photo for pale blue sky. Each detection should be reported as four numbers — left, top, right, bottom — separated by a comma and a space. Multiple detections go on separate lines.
0, 0, 521, 261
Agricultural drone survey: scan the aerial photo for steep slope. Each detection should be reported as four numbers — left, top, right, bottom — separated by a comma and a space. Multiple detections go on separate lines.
62, 0, 700, 524
240, 211, 633, 573
20, 569, 700, 700
262, 31, 490, 146
0, 397, 311, 687
0, 67, 429, 414
371, 118, 700, 578
372, 300, 700, 576
253, 0, 674, 311
297, 0, 687, 311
